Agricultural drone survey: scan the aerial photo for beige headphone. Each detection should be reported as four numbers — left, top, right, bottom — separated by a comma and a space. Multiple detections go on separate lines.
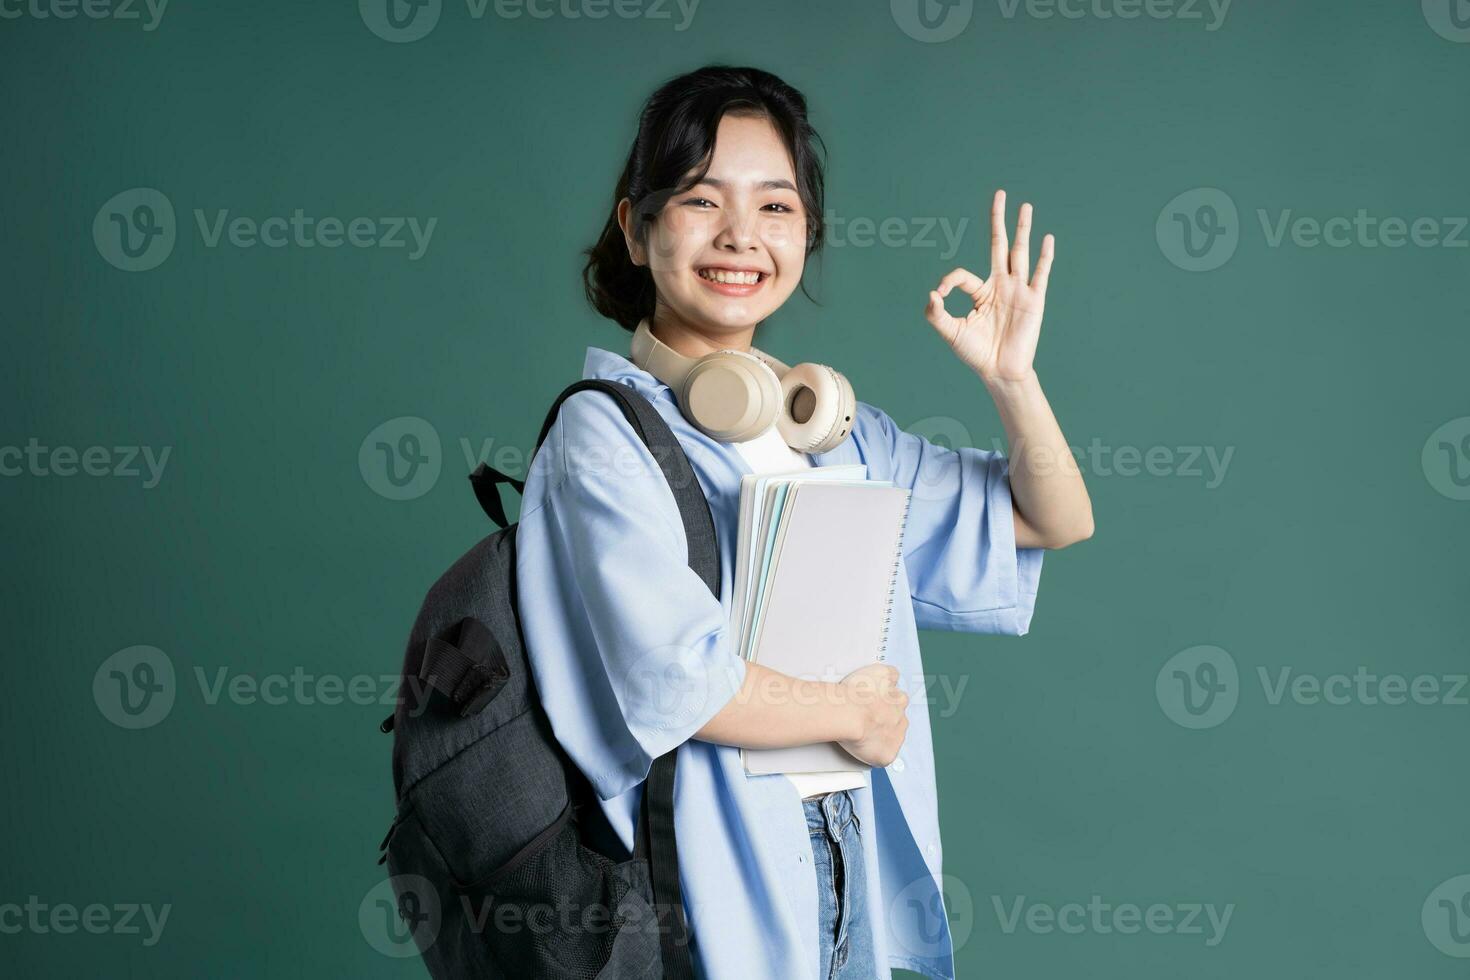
629, 317, 856, 454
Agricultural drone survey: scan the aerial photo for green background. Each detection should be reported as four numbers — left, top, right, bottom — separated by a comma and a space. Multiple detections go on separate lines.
3, 0, 1467, 976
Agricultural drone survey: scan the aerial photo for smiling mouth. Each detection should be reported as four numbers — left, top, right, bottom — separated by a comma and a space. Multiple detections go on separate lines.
697, 267, 768, 285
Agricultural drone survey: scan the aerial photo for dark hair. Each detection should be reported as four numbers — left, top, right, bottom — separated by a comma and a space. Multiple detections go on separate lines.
581, 65, 828, 331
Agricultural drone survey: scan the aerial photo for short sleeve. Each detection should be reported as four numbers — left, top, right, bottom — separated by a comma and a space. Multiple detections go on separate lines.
854, 402, 1043, 635
515, 389, 747, 801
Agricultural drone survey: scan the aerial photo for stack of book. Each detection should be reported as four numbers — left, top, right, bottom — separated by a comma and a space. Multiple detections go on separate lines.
730, 463, 912, 776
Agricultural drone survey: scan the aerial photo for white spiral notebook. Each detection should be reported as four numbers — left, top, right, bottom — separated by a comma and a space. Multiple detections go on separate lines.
732, 476, 912, 776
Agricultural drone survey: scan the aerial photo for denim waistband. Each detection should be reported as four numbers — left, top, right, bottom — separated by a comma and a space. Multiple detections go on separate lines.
803, 788, 858, 839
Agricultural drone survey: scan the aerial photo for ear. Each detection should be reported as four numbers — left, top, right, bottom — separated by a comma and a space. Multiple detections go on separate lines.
617, 198, 646, 267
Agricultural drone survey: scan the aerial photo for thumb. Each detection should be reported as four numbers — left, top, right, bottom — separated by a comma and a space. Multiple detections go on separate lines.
925, 290, 946, 327
926, 290, 959, 344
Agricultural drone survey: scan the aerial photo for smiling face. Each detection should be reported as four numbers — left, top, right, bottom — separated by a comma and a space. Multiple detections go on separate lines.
620, 112, 808, 350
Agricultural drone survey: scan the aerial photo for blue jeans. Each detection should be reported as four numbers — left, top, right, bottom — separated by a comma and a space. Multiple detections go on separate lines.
803, 789, 879, 979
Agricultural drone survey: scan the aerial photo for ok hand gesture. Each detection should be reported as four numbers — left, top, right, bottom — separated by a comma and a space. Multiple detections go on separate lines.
925, 189, 1055, 385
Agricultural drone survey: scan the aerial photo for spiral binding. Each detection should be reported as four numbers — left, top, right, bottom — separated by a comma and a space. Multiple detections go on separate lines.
876, 489, 913, 663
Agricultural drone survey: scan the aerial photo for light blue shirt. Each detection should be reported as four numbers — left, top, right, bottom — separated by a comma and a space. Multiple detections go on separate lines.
514, 344, 1044, 980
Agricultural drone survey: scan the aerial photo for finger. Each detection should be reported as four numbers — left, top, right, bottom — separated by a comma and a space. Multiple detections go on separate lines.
1031, 233, 1055, 293
1012, 201, 1032, 282
936, 266, 985, 303
989, 189, 1009, 278
923, 289, 958, 334
925, 290, 957, 339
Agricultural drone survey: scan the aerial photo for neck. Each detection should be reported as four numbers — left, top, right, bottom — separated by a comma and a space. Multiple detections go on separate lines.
649, 306, 756, 358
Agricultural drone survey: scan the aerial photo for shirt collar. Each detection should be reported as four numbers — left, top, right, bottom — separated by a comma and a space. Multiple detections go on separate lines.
581, 344, 673, 404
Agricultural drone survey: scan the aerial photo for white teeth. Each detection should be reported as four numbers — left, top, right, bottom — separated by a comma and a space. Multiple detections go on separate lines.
699, 268, 763, 285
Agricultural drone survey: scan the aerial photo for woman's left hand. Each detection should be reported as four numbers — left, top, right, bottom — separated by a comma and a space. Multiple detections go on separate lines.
925, 189, 1055, 384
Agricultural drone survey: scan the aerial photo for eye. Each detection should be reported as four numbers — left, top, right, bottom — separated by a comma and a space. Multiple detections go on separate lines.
683, 197, 716, 208
763, 202, 796, 213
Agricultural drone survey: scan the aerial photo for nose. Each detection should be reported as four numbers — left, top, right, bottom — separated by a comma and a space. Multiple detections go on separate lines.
712, 208, 758, 253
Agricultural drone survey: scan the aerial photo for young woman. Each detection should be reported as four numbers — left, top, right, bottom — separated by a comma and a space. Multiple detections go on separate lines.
515, 65, 1093, 980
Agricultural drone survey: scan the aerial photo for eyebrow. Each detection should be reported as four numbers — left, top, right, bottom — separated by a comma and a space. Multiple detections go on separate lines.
692, 177, 799, 193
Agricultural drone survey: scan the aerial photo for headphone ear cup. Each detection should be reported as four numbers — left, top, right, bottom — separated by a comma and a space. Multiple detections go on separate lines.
778, 363, 856, 455
682, 351, 783, 443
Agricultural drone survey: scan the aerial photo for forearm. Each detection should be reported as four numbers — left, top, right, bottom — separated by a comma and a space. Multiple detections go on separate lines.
694, 660, 858, 749
982, 368, 1094, 547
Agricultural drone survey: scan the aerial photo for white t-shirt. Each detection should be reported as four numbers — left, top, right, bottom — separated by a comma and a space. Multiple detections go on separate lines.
730, 424, 871, 801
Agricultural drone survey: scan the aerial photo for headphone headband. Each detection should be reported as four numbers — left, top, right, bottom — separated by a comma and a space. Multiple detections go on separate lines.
629, 318, 789, 382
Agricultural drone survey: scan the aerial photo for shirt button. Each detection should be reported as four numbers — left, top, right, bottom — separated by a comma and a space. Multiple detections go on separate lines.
925, 842, 937, 858
891, 756, 906, 772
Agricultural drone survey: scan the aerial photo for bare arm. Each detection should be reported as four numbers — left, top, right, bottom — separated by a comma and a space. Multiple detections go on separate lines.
694, 661, 909, 767
987, 370, 1094, 549
926, 189, 1094, 550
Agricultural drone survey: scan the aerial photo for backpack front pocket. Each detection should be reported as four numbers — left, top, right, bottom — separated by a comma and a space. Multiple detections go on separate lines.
455, 800, 662, 979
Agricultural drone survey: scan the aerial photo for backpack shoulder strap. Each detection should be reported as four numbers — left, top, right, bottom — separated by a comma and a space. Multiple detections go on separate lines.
532, 377, 709, 980
532, 379, 719, 598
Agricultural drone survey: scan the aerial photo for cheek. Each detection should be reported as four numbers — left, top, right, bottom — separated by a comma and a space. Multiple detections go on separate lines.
768, 219, 808, 275
648, 211, 713, 271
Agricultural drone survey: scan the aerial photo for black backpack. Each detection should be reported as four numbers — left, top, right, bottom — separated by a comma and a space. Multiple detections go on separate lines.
378, 379, 718, 980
